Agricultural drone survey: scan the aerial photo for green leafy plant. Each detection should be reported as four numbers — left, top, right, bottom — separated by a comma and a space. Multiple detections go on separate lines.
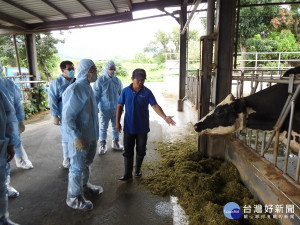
23, 84, 48, 119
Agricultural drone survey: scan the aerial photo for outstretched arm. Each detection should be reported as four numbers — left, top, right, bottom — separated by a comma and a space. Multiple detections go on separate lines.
152, 104, 176, 126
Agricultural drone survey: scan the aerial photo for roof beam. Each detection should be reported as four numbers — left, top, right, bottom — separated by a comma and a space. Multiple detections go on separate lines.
132, 0, 181, 11
158, 8, 180, 23
132, 0, 199, 11
2, 0, 46, 22
0, 25, 25, 35
41, 0, 71, 19
0, 12, 28, 29
77, 0, 95, 16
28, 12, 133, 32
240, 1, 300, 7
109, 0, 118, 13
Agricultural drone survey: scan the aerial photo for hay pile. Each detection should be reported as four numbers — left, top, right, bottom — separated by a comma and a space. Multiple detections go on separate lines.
142, 133, 278, 225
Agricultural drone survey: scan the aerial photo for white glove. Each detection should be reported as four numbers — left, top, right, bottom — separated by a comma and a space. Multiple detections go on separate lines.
53, 116, 61, 125
74, 138, 85, 151
18, 121, 25, 133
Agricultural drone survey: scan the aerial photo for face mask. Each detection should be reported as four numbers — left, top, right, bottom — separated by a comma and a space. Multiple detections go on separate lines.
66, 70, 75, 79
88, 72, 97, 83
108, 70, 115, 77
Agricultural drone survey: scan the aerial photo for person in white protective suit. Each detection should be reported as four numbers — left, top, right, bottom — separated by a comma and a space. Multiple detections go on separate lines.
0, 66, 33, 199
93, 60, 124, 154
48, 60, 76, 168
62, 59, 103, 211
0, 87, 20, 225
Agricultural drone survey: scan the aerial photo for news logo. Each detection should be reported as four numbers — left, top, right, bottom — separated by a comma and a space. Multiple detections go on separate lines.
224, 202, 242, 219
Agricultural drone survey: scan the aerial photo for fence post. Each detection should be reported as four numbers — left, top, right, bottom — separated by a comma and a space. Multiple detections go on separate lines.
278, 52, 281, 70
255, 52, 258, 70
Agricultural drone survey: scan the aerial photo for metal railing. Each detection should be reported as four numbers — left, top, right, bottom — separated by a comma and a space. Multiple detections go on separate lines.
185, 69, 200, 108
3, 75, 48, 103
236, 51, 300, 70
232, 69, 300, 184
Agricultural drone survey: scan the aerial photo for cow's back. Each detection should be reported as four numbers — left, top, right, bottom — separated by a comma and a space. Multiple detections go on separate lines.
245, 66, 300, 132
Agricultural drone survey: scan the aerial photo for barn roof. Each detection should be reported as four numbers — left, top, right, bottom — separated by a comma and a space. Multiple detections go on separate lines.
0, 0, 204, 35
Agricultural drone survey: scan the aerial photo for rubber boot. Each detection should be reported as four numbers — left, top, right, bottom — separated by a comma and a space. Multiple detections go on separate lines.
135, 155, 144, 178
118, 157, 133, 181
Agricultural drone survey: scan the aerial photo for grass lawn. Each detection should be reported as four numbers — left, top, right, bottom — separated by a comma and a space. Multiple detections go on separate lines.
118, 62, 166, 83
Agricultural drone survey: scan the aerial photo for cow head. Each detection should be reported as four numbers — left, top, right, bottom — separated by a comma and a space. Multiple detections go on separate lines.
194, 94, 247, 135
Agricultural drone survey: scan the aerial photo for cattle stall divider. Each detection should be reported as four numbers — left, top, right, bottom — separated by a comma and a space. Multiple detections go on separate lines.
185, 69, 200, 109
232, 69, 300, 184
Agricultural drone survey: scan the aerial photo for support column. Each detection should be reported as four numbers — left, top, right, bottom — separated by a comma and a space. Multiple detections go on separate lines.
177, 4, 187, 112
214, 0, 236, 104
198, 0, 215, 154
25, 34, 39, 84
206, 0, 215, 35
199, 0, 236, 157
12, 35, 21, 76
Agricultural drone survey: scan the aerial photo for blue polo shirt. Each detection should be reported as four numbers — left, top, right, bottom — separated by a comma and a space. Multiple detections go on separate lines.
118, 84, 157, 134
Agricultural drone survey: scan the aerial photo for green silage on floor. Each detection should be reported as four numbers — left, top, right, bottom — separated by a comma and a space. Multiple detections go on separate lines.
142, 133, 278, 225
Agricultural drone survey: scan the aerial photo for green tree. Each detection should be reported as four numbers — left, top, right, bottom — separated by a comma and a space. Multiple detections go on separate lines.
0, 35, 19, 66
35, 33, 63, 80
0, 33, 64, 80
238, 0, 280, 67
143, 27, 200, 64
238, 0, 280, 48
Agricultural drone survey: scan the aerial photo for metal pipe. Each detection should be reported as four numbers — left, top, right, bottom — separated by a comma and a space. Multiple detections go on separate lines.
232, 77, 300, 84
283, 100, 295, 174
254, 130, 258, 152
233, 0, 240, 69
278, 85, 300, 129
263, 131, 276, 156
248, 130, 252, 147
295, 144, 300, 183
261, 131, 266, 155
263, 93, 293, 156
206, 0, 215, 35
273, 131, 280, 166
181, 0, 203, 35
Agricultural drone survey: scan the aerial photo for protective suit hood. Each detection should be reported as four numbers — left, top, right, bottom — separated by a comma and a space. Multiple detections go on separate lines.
102, 60, 116, 76
77, 59, 95, 82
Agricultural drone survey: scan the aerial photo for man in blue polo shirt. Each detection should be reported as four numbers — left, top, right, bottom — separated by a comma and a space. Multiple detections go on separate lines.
116, 68, 176, 181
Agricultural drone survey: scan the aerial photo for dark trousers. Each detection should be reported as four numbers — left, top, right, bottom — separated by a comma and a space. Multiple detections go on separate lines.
123, 132, 148, 158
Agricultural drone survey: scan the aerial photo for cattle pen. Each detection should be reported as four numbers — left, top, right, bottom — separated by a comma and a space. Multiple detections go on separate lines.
184, 68, 300, 225
232, 69, 300, 183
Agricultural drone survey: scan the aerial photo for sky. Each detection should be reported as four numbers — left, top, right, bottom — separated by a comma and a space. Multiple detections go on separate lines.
52, 7, 206, 61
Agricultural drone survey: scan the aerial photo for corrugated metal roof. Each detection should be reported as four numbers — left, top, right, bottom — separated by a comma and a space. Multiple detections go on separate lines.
0, 0, 194, 35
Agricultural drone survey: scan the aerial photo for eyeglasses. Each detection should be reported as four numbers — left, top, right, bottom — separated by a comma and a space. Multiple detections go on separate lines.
89, 70, 98, 73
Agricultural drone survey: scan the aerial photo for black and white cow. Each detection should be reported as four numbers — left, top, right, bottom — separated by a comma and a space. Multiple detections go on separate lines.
194, 66, 300, 154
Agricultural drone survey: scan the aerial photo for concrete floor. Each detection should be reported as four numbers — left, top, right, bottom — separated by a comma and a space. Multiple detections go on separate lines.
8, 83, 192, 225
